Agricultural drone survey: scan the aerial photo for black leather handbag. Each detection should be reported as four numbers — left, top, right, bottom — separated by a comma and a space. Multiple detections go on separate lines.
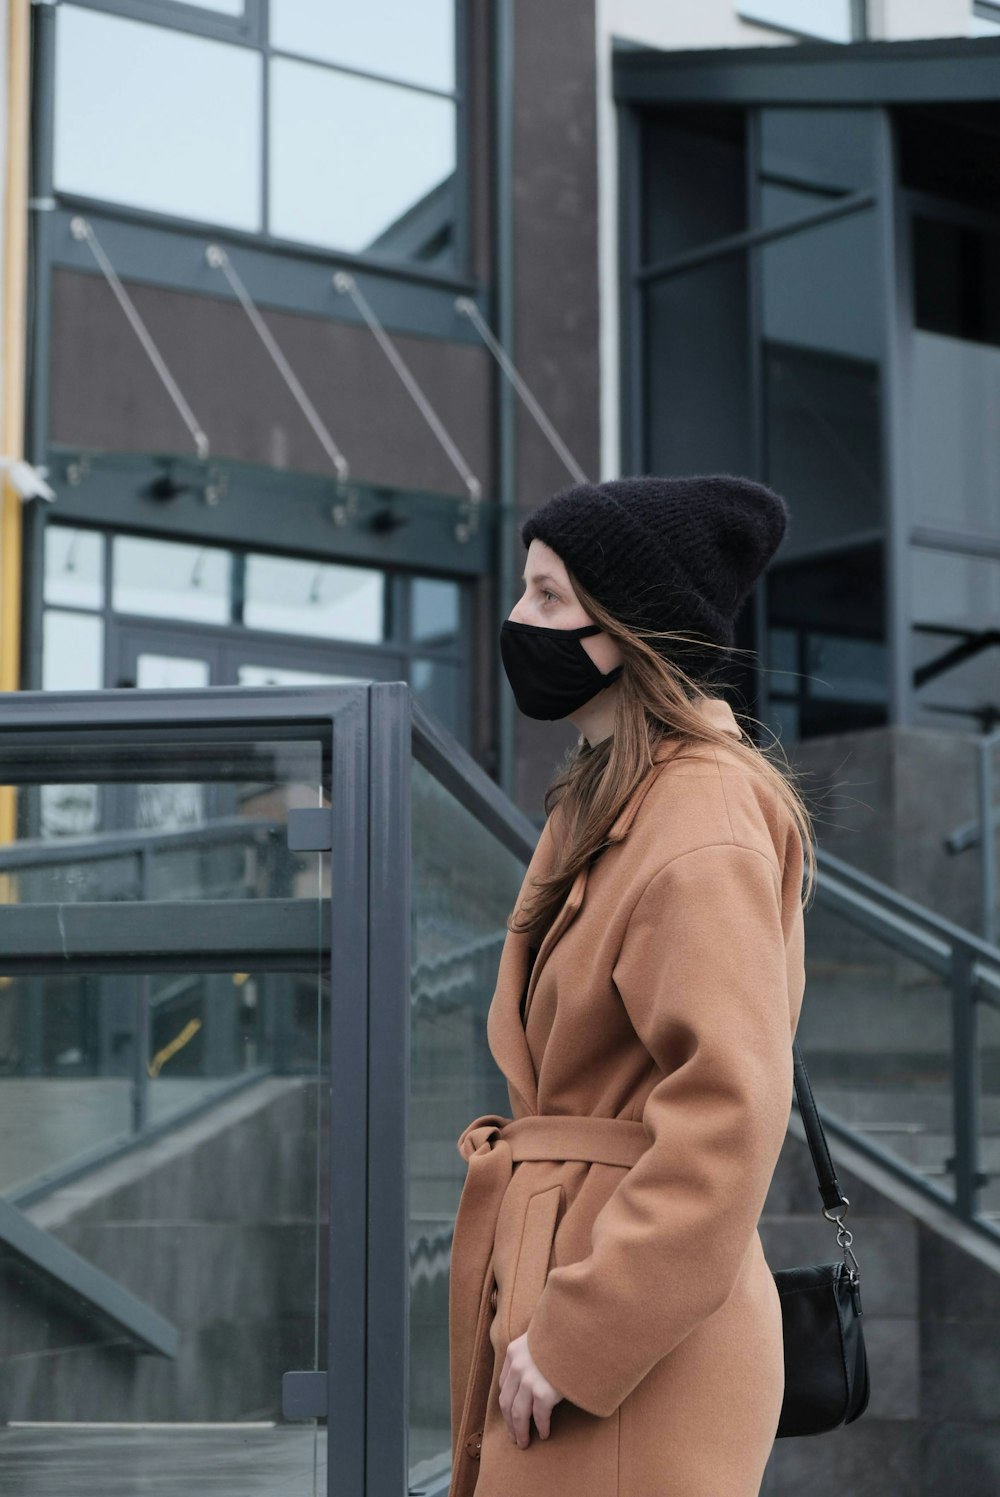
773, 1041, 871, 1438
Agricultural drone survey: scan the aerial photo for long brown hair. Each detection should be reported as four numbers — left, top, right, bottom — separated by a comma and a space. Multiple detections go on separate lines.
509, 570, 817, 947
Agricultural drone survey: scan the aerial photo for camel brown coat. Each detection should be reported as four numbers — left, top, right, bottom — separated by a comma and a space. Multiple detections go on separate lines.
447, 696, 806, 1497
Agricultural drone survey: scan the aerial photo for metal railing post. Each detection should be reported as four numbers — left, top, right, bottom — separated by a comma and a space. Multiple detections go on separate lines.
950, 944, 981, 1222
132, 845, 152, 1136
980, 732, 999, 948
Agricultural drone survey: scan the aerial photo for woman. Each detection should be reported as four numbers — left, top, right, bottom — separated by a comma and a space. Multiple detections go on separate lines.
447, 475, 814, 1497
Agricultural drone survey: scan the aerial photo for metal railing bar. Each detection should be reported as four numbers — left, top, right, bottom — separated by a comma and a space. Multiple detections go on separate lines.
815, 872, 953, 974
0, 1196, 178, 1357
818, 846, 1000, 968
0, 898, 330, 973
0, 816, 283, 870
797, 1099, 963, 1213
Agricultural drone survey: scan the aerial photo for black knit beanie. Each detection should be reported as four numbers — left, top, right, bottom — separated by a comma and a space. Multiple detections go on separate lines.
520, 474, 789, 684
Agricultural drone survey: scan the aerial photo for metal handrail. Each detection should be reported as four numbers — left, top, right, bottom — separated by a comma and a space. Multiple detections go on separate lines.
813, 844, 1000, 1239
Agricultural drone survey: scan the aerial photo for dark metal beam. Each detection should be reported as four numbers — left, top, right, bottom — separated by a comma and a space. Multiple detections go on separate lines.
45, 447, 493, 579
614, 35, 1000, 108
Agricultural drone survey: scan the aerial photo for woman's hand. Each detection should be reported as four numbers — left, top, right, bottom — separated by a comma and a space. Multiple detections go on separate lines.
498, 1332, 565, 1447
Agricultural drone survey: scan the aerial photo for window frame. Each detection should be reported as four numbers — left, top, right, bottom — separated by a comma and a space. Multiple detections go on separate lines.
45, 0, 470, 281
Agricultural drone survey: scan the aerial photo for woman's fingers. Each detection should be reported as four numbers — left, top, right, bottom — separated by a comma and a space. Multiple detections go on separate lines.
497, 1332, 561, 1447
510, 1380, 535, 1447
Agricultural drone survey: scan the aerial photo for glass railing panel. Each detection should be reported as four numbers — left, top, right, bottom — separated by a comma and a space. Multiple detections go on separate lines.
800, 899, 955, 1202
0, 712, 330, 1494
408, 758, 527, 1492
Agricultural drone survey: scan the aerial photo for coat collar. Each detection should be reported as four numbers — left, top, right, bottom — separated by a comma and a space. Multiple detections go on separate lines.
605, 694, 744, 843
488, 696, 743, 1113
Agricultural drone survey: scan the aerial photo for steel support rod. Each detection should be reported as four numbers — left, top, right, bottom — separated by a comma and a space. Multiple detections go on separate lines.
333, 271, 482, 511
980, 732, 999, 947
70, 216, 209, 459
207, 244, 350, 482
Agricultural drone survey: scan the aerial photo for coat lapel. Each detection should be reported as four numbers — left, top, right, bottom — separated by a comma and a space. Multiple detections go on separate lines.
487, 696, 744, 1109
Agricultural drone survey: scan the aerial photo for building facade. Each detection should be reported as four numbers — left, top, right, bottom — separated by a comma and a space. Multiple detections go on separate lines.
0, 4, 998, 1494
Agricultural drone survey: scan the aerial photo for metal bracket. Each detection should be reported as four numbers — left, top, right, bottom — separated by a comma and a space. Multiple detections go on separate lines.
282, 1370, 327, 1420
287, 807, 333, 852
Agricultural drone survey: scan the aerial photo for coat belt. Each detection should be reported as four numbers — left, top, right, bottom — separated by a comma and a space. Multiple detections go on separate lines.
448, 1112, 648, 1488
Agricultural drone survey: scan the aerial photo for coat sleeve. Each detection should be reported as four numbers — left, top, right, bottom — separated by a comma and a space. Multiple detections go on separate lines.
524, 840, 799, 1418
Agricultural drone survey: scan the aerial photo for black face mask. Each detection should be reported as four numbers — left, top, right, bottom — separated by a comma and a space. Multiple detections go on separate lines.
499, 620, 624, 721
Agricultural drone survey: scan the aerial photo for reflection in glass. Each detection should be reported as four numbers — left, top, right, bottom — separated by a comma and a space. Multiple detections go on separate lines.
911, 550, 1000, 733
42, 610, 103, 691
644, 257, 752, 474
411, 578, 460, 644
44, 526, 103, 610
759, 108, 875, 195
761, 208, 880, 365
270, 0, 455, 92
641, 109, 746, 265
245, 553, 385, 640
738, 0, 855, 41
269, 57, 456, 261
764, 342, 881, 554
112, 536, 232, 624
54, 6, 262, 230
768, 543, 888, 739
910, 332, 1000, 533
408, 762, 525, 1487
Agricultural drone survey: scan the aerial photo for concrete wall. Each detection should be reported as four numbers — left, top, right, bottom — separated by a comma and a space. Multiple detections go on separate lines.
0, 1078, 322, 1422
790, 724, 988, 932
760, 1127, 1000, 1495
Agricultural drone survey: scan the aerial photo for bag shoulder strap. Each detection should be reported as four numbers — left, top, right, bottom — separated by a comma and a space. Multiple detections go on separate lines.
792, 1038, 849, 1215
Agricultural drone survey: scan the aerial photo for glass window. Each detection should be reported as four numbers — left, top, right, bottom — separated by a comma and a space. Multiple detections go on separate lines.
411, 579, 460, 645
42, 611, 104, 691
912, 551, 1000, 732
112, 537, 232, 624
270, 0, 456, 92
644, 257, 753, 474
910, 330, 1000, 533
913, 217, 1000, 350
136, 653, 212, 690
737, 1, 857, 41
641, 110, 746, 266
244, 555, 385, 640
759, 108, 876, 197
165, 0, 244, 11
238, 663, 362, 686
44, 526, 104, 610
54, 6, 262, 231
269, 58, 456, 260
